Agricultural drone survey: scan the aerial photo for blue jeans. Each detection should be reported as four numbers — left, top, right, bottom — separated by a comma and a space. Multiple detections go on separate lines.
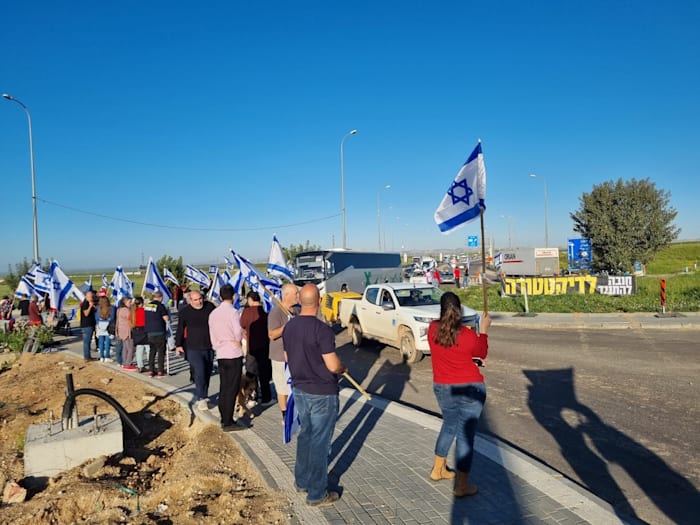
292, 388, 339, 504
188, 349, 214, 401
81, 327, 94, 359
98, 335, 111, 359
433, 382, 486, 473
114, 338, 123, 365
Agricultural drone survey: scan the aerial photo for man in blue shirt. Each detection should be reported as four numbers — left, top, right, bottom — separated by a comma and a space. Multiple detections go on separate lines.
144, 290, 169, 377
283, 284, 346, 507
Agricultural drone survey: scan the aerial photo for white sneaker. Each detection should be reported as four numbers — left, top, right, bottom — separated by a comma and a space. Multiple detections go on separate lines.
104, 358, 113, 363
195, 399, 210, 411
100, 358, 105, 362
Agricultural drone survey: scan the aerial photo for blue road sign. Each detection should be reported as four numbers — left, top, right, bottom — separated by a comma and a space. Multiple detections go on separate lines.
567, 238, 592, 271
467, 235, 478, 247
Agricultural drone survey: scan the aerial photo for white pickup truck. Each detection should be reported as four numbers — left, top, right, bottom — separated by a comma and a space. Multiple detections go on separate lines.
338, 282, 479, 363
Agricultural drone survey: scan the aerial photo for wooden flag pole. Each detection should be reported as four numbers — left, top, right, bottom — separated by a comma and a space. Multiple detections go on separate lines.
480, 207, 489, 312
342, 372, 372, 400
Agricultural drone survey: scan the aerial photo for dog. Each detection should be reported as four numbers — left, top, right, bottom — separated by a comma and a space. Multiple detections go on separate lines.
235, 373, 258, 420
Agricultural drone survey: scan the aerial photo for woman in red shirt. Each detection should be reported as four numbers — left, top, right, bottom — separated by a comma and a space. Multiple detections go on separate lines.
428, 292, 490, 497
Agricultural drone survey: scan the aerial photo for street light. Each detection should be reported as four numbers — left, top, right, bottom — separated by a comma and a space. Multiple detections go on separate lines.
340, 129, 357, 249
500, 214, 513, 248
3, 93, 39, 262
529, 173, 549, 248
377, 184, 391, 251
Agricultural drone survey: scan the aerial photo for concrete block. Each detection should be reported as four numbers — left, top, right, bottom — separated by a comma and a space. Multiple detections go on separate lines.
24, 413, 123, 479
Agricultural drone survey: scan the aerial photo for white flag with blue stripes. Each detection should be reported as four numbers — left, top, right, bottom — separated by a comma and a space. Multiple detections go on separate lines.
31, 268, 52, 294
267, 235, 294, 281
185, 264, 212, 288
434, 141, 486, 234
142, 257, 172, 302
15, 276, 37, 298
231, 250, 281, 312
110, 266, 134, 302
48, 260, 84, 311
163, 267, 180, 286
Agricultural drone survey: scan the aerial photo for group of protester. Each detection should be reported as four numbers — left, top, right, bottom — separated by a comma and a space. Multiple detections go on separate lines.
5, 276, 491, 507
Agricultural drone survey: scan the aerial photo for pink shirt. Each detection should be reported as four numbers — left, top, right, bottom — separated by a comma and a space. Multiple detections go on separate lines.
208, 302, 243, 359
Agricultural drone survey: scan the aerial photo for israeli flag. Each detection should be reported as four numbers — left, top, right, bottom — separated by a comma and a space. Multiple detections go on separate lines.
142, 257, 172, 302
48, 260, 84, 311
224, 256, 234, 270
26, 261, 42, 280
15, 276, 37, 298
163, 267, 180, 286
494, 252, 503, 268
185, 264, 212, 288
207, 271, 227, 304
283, 363, 300, 444
80, 275, 93, 294
101, 274, 110, 291
31, 268, 52, 294
267, 235, 294, 281
434, 141, 486, 234
231, 250, 281, 312
110, 266, 134, 302
231, 270, 243, 310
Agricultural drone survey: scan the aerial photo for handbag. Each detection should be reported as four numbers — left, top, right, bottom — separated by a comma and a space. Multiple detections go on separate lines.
131, 326, 148, 345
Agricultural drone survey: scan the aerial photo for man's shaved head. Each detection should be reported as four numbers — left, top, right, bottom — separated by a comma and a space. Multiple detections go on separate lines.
299, 284, 320, 308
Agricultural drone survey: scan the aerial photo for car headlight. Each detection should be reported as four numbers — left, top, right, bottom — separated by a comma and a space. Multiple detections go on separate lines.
413, 316, 434, 323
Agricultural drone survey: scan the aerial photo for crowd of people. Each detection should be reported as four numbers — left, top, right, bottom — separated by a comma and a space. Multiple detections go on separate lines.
1, 279, 491, 507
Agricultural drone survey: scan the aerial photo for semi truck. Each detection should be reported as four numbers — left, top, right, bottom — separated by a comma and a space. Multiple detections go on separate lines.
496, 247, 559, 277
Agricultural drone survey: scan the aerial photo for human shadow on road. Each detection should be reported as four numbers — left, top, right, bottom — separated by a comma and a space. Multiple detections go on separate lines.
524, 367, 699, 525
328, 349, 412, 490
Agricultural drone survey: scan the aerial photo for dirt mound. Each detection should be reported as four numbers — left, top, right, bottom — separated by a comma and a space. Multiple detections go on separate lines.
0, 352, 286, 524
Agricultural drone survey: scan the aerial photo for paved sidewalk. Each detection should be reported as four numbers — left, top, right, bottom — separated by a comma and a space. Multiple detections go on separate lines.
57, 331, 647, 525
491, 311, 700, 331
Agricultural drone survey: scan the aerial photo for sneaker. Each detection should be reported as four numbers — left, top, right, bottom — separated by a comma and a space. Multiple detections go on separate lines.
123, 365, 138, 371
307, 491, 340, 507
221, 421, 247, 432
100, 357, 105, 362
195, 399, 210, 411
104, 358, 113, 363
157, 371, 166, 377
149, 371, 155, 377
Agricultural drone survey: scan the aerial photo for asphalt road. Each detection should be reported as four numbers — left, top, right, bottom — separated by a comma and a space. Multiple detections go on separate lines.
334, 326, 700, 525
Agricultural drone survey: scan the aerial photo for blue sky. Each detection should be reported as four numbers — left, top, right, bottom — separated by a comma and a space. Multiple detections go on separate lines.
2, 1, 698, 272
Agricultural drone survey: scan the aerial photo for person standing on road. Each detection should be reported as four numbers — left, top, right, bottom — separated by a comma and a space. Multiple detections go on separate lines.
145, 290, 169, 377
454, 266, 461, 289
131, 296, 149, 372
267, 283, 300, 421
283, 283, 346, 507
175, 290, 216, 410
116, 296, 137, 370
79, 290, 97, 361
428, 291, 490, 497
208, 284, 246, 432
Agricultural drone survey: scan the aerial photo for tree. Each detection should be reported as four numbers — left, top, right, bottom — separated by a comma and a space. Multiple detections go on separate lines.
282, 241, 322, 262
570, 178, 679, 272
155, 255, 185, 284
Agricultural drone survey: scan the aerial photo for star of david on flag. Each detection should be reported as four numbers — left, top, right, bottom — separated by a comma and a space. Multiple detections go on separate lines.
434, 141, 486, 233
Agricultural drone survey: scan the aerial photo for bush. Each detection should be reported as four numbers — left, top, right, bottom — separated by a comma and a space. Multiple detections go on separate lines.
0, 321, 54, 352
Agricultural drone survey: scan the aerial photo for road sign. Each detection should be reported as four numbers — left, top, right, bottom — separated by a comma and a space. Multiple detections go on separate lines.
567, 238, 592, 271
467, 235, 478, 247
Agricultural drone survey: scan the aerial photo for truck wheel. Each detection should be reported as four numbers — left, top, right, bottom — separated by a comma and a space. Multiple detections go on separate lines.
350, 320, 364, 347
399, 329, 422, 363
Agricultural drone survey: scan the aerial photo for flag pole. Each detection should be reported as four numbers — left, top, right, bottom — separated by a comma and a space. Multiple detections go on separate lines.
480, 207, 488, 312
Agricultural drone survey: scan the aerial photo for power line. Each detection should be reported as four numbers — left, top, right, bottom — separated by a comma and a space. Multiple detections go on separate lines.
38, 197, 340, 232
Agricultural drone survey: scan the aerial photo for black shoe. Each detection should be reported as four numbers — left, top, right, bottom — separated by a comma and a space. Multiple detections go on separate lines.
221, 422, 247, 432
307, 491, 340, 506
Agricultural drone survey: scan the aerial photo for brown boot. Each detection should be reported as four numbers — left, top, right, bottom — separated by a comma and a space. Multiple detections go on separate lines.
453, 471, 478, 497
430, 455, 455, 481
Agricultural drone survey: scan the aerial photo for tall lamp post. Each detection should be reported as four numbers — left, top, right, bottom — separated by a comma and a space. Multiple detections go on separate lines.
340, 129, 357, 249
529, 173, 549, 247
3, 93, 39, 262
377, 184, 391, 251
500, 214, 513, 248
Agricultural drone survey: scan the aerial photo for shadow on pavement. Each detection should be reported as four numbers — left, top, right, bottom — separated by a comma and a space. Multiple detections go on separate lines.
524, 367, 699, 525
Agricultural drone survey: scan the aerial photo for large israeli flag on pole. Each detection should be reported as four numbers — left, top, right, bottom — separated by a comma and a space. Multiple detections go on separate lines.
267, 235, 294, 281
48, 260, 84, 311
163, 267, 180, 286
142, 257, 172, 302
434, 141, 486, 233
31, 268, 52, 294
110, 266, 134, 302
